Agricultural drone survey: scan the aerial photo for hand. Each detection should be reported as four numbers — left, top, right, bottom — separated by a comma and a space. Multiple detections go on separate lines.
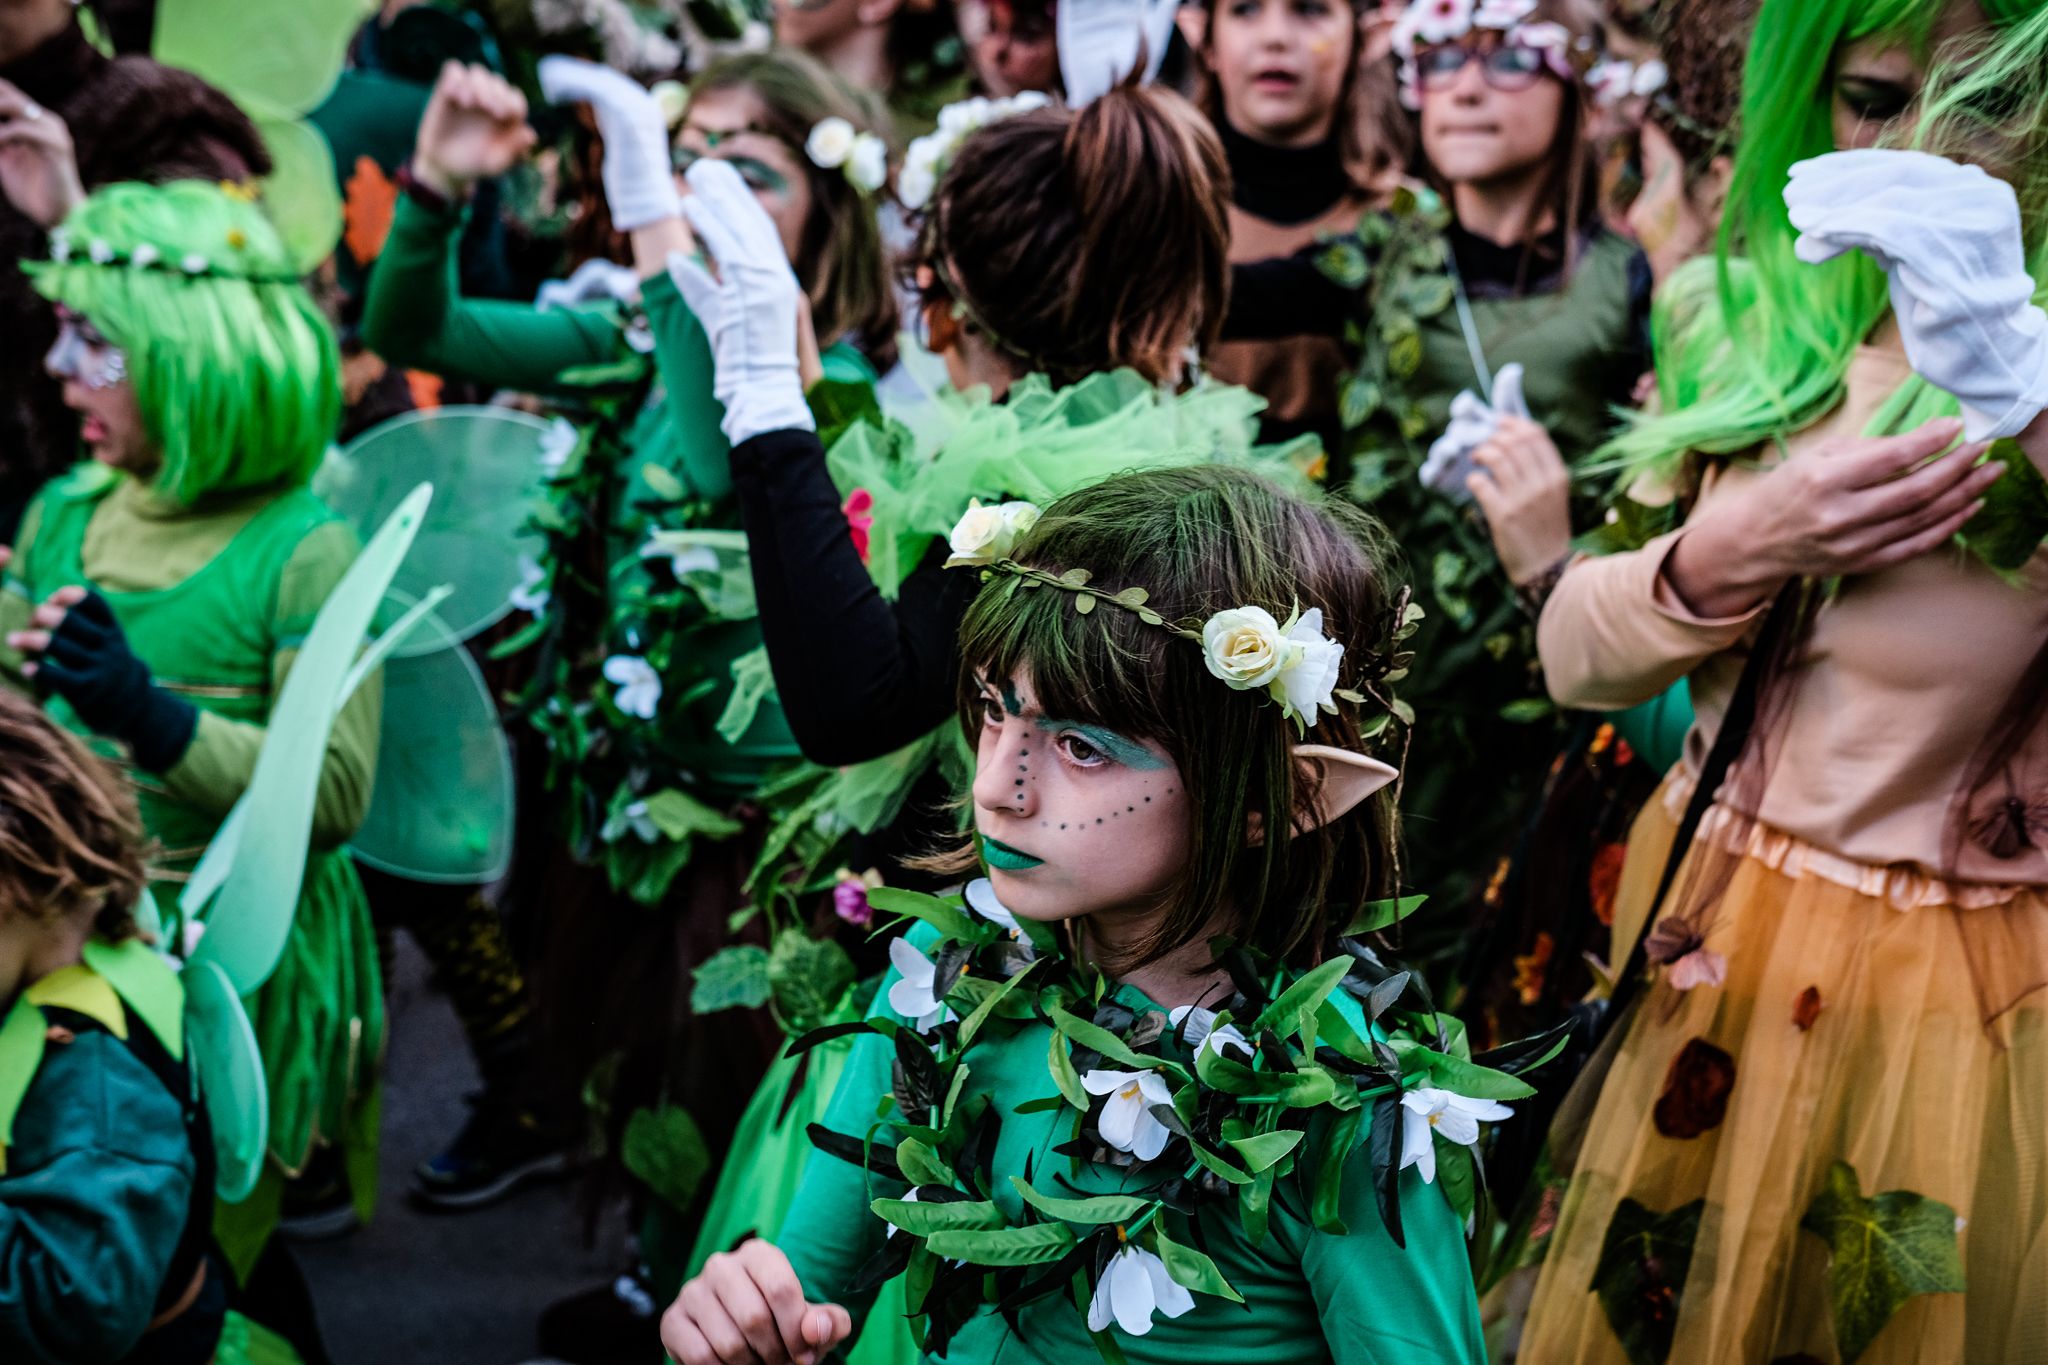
412, 62, 537, 199
1787, 149, 2048, 441
5, 588, 199, 772
538, 54, 681, 232
0, 79, 84, 229
1419, 362, 1530, 502
669, 159, 813, 445
660, 1239, 852, 1365
1466, 415, 1572, 585
1664, 418, 2002, 618
1057, 0, 1182, 104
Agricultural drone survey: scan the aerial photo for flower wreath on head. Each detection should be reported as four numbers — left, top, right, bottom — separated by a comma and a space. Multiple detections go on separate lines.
1391, 0, 1585, 109
897, 90, 1052, 211
805, 115, 892, 195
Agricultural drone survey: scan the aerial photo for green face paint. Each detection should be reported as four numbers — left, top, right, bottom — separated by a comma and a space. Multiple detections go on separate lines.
1000, 681, 1024, 717
726, 156, 789, 195
1034, 718, 1171, 771
981, 834, 1044, 871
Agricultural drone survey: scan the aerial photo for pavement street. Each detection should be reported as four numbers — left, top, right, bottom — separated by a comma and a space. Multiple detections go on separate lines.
298, 935, 629, 1365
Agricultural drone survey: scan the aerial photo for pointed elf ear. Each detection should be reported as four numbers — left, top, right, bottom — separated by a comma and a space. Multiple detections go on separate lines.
1293, 744, 1399, 834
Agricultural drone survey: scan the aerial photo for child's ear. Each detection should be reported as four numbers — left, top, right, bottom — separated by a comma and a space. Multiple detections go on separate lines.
1293, 744, 1398, 833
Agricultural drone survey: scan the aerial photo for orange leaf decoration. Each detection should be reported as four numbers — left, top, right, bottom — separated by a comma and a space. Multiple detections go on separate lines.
343, 156, 399, 268
1587, 842, 1627, 926
1793, 985, 1823, 1032
1653, 1037, 1735, 1139
1512, 932, 1556, 1007
405, 370, 443, 412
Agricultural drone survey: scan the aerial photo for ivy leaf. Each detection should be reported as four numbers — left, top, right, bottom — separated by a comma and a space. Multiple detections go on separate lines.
1008, 1178, 1152, 1226
1593, 1198, 1704, 1365
1317, 238, 1369, 288
767, 933, 856, 1034
621, 1104, 710, 1214
1799, 1160, 1966, 1363
640, 787, 744, 842
690, 945, 771, 1013
925, 1222, 1076, 1266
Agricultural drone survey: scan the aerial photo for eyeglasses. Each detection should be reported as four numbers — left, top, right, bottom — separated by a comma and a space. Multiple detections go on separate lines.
1416, 41, 1549, 94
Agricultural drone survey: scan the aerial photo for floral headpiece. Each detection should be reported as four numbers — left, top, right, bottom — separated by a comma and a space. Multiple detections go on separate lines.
945, 500, 1366, 730
804, 116, 890, 195
898, 91, 1051, 211
45, 188, 299, 286
1391, 0, 1582, 110
1585, 54, 1668, 108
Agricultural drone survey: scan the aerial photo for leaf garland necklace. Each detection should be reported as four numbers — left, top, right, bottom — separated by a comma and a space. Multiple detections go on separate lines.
789, 880, 1569, 1358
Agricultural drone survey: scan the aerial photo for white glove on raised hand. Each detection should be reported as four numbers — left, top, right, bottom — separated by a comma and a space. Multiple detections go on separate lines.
1058, 0, 1182, 105
1418, 362, 1528, 502
669, 158, 813, 445
1787, 148, 2048, 441
537, 55, 681, 231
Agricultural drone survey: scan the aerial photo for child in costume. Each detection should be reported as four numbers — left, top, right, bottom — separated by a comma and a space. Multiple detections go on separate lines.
1520, 1, 2048, 1359
0, 690, 303, 1365
660, 463, 1518, 1364
0, 178, 381, 1279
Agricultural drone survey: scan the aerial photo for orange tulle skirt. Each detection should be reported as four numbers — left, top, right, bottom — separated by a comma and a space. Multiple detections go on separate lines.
1519, 780, 2048, 1363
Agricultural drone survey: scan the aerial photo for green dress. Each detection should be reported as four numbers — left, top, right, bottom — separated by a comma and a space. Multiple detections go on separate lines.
0, 469, 383, 1274
778, 926, 1488, 1363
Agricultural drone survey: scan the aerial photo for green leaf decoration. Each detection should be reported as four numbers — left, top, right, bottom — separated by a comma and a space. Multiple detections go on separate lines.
1009, 1177, 1152, 1226
639, 462, 688, 502
1253, 955, 1353, 1036
1593, 1198, 1704, 1365
1317, 239, 1369, 289
1366, 971, 1411, 1021
690, 945, 772, 1014
1959, 440, 2048, 574
767, 933, 856, 1033
872, 1197, 1006, 1236
1046, 1000, 1183, 1078
1433, 1134, 1477, 1224
1153, 1225, 1246, 1304
1312, 1106, 1364, 1235
1048, 1027, 1089, 1109
1344, 894, 1428, 936
1226, 1129, 1305, 1174
1799, 1160, 1966, 1363
1391, 1041, 1537, 1101
640, 788, 744, 843
1189, 1139, 1255, 1186
1074, 594, 1096, 616
808, 376, 885, 450
896, 1137, 955, 1188
1059, 568, 1093, 587
924, 1222, 1076, 1266
957, 958, 1042, 1049
866, 886, 981, 942
621, 1104, 710, 1215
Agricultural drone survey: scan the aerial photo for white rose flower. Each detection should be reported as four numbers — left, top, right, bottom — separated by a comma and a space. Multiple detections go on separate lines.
997, 500, 1041, 543
1631, 58, 1670, 96
602, 654, 663, 720
1398, 1086, 1514, 1184
1274, 608, 1345, 725
899, 161, 938, 211
937, 96, 989, 137
1085, 1244, 1195, 1337
1081, 1068, 1176, 1161
848, 133, 889, 193
806, 116, 857, 169
1202, 605, 1292, 692
1005, 90, 1052, 114
947, 499, 1013, 564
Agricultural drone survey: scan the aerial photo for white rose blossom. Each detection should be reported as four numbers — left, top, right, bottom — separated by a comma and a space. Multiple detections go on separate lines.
946, 498, 1040, 565
1202, 605, 1347, 726
806, 116, 858, 169
1399, 1086, 1514, 1184
1081, 1068, 1176, 1161
1202, 606, 1290, 691
1276, 608, 1346, 726
848, 133, 890, 193
602, 654, 663, 720
1086, 1244, 1195, 1337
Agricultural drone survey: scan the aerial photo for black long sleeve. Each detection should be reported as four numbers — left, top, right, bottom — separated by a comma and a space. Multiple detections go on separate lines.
1224, 247, 1353, 343
729, 427, 978, 767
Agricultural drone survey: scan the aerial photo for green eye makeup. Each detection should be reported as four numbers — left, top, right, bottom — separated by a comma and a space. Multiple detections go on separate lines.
1033, 718, 1170, 771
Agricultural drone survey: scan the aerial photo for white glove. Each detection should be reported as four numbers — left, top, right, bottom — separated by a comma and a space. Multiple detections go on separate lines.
1787, 148, 2048, 441
668, 158, 813, 445
534, 257, 643, 310
1418, 363, 1528, 501
1058, 0, 1182, 106
537, 55, 681, 231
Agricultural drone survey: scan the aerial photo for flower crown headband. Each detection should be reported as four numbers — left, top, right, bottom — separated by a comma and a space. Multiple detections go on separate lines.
898, 90, 1051, 211
804, 116, 891, 195
945, 500, 1403, 731
1392, 0, 1585, 110
41, 183, 299, 285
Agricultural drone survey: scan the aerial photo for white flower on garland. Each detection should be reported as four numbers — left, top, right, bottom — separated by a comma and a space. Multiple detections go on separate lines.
848, 133, 890, 193
946, 498, 1041, 566
886, 936, 959, 1030
641, 529, 722, 578
1399, 1087, 1514, 1184
806, 116, 858, 169
650, 79, 690, 129
1395, 0, 1474, 53
1201, 605, 1345, 727
963, 877, 1028, 944
603, 654, 663, 720
899, 91, 1050, 210
1081, 1069, 1176, 1161
538, 417, 579, 474
1086, 1243, 1195, 1337
509, 553, 551, 614
1167, 1004, 1252, 1062
806, 117, 891, 195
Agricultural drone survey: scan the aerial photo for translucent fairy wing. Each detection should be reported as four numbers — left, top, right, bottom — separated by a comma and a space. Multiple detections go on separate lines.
252, 114, 345, 277
182, 958, 270, 1203
316, 407, 554, 643
152, 0, 376, 120
349, 607, 516, 884
181, 485, 435, 995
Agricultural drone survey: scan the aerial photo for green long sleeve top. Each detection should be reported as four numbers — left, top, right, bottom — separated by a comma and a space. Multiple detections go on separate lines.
0, 1005, 194, 1362
778, 925, 1487, 1364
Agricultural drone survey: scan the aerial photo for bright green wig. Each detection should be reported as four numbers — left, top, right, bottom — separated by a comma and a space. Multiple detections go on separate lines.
29, 179, 340, 506
1611, 0, 2048, 480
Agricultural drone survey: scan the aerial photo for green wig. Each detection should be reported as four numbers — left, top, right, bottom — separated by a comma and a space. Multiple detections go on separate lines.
1610, 0, 2048, 482
29, 179, 341, 507
950, 466, 1405, 973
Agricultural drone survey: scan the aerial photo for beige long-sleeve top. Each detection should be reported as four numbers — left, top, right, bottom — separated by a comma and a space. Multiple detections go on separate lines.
1538, 341, 2048, 889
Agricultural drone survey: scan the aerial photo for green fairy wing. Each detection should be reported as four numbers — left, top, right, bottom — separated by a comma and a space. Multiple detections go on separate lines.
181, 957, 270, 1202
315, 407, 554, 643
349, 604, 516, 884
0, 998, 46, 1172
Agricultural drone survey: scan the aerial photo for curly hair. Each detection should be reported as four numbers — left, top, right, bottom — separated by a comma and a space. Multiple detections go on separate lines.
0, 692, 148, 942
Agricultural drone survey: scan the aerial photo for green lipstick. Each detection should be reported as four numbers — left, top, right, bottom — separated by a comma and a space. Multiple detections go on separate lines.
981, 834, 1044, 871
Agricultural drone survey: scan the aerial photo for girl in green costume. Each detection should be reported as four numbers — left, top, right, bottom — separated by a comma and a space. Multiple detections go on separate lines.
660, 463, 1522, 1364
0, 178, 380, 1280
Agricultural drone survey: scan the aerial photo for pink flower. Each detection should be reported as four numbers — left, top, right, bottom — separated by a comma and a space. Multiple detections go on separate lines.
842, 488, 875, 564
1668, 948, 1727, 992
833, 875, 873, 927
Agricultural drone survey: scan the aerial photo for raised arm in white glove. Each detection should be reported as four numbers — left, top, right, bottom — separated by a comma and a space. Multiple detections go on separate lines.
1787, 148, 2048, 441
1418, 361, 1529, 502
668, 158, 814, 445
1058, 0, 1182, 105
537, 54, 681, 232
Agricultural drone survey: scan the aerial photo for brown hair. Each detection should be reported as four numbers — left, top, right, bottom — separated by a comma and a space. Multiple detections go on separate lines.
1188, 0, 1414, 194
0, 693, 148, 942
914, 82, 1232, 386
1649, 0, 1758, 175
